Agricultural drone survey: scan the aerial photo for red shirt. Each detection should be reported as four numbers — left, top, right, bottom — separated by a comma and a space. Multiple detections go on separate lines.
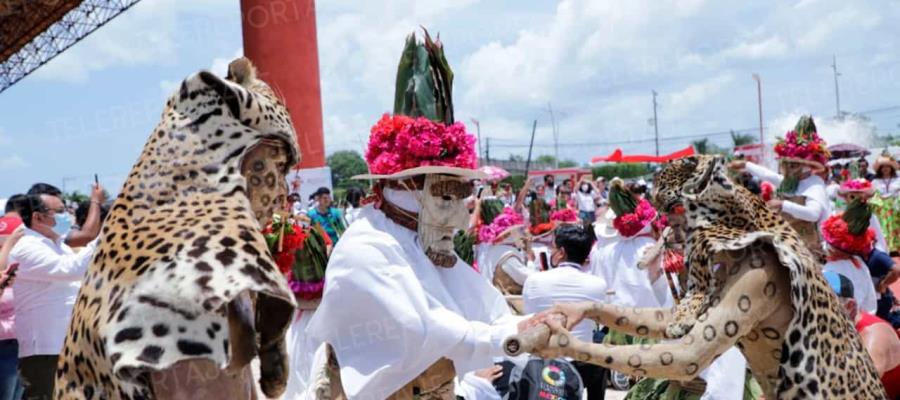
856, 312, 900, 398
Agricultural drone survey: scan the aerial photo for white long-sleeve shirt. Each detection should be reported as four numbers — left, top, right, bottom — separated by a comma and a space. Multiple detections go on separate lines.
8, 228, 96, 357
306, 205, 519, 399
745, 162, 830, 224
523, 263, 607, 342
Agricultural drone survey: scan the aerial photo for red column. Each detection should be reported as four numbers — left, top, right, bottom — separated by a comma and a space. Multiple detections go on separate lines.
240, 0, 325, 168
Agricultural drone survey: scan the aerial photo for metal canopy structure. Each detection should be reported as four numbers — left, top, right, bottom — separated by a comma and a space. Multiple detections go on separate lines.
0, 0, 141, 94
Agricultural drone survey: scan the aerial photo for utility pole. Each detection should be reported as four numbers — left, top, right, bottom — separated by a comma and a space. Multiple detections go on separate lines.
752, 74, 764, 146
470, 118, 482, 161
831, 55, 842, 119
524, 120, 538, 177
652, 90, 660, 156
485, 137, 491, 164
61, 176, 77, 194
547, 102, 559, 168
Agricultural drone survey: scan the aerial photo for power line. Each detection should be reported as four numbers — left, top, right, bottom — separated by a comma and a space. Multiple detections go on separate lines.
652, 90, 660, 156
489, 126, 765, 149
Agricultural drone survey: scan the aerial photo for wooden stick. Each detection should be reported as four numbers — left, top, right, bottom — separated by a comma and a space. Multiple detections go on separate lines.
504, 313, 567, 356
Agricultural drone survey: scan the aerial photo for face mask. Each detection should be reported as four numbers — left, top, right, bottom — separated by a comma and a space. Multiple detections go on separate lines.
580, 184, 590, 192
52, 212, 72, 237
417, 175, 472, 268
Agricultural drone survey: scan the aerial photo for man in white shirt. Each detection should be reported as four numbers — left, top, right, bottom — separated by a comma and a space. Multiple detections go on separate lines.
8, 190, 101, 398
524, 224, 608, 400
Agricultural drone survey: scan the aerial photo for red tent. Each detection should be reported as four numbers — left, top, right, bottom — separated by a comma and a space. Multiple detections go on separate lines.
590, 145, 695, 164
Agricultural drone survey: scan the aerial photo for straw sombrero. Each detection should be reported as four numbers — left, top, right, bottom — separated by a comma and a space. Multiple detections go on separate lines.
872, 150, 899, 175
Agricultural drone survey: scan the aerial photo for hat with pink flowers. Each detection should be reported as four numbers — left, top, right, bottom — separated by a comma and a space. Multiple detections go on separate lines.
354, 30, 483, 181
773, 115, 830, 171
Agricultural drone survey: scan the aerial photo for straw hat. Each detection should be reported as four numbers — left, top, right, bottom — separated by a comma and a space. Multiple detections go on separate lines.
872, 149, 899, 176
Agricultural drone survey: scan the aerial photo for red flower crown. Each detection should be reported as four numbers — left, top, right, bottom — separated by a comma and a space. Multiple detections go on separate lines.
612, 199, 658, 237
365, 114, 477, 175
821, 214, 875, 256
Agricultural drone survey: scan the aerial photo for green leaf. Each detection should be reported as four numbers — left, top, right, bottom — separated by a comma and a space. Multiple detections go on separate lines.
392, 30, 455, 123
843, 198, 873, 236
453, 230, 476, 265
480, 199, 505, 225
777, 175, 800, 195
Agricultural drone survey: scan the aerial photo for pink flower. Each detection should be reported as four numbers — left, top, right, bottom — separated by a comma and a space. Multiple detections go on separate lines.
612, 199, 658, 237
364, 114, 478, 175
478, 208, 525, 243
550, 208, 579, 223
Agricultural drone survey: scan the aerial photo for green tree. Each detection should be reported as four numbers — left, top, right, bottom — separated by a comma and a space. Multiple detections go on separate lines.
327, 150, 368, 190
691, 138, 728, 155
535, 154, 578, 168
730, 130, 756, 146
64, 191, 89, 204
591, 163, 653, 180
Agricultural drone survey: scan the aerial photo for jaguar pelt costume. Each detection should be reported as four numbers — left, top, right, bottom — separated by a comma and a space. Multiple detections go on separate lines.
534, 155, 885, 399
56, 58, 299, 399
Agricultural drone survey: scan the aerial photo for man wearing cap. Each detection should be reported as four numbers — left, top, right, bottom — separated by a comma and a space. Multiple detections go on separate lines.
306, 31, 523, 399
731, 116, 831, 257
825, 271, 900, 398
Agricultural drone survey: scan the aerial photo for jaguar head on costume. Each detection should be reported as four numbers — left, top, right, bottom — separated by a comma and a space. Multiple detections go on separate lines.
651, 155, 731, 214
56, 58, 300, 399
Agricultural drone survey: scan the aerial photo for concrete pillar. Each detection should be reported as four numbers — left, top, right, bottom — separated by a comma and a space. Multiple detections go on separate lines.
240, 0, 325, 168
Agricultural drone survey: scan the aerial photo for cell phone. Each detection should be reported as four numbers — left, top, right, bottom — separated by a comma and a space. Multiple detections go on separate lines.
477, 187, 484, 199
94, 174, 99, 185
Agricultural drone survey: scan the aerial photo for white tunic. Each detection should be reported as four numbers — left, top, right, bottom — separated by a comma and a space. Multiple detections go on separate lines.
475, 243, 535, 286
589, 225, 672, 309
745, 162, 831, 225
305, 206, 519, 399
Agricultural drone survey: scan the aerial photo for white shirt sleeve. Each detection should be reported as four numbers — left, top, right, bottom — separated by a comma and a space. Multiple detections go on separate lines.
500, 257, 534, 285
782, 177, 829, 223
781, 198, 825, 222
438, 309, 521, 373
455, 372, 501, 400
744, 162, 783, 185
10, 237, 97, 282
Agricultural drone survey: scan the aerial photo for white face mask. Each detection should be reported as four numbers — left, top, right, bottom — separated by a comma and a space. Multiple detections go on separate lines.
417, 175, 471, 268
580, 184, 591, 192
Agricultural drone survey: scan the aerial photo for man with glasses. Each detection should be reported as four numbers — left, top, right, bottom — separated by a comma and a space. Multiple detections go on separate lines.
7, 185, 103, 399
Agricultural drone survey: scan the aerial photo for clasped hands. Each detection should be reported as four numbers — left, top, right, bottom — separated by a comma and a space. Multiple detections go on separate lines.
516, 301, 595, 359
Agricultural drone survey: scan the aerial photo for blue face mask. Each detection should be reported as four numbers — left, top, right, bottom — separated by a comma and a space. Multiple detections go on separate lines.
52, 212, 72, 237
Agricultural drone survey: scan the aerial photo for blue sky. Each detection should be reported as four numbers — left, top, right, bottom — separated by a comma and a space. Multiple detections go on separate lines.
2, 0, 900, 197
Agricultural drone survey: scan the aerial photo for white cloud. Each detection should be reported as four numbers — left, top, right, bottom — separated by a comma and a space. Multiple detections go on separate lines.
158, 80, 180, 97
665, 74, 735, 116
31, 0, 230, 83
721, 36, 788, 60
210, 48, 243, 77
0, 155, 29, 171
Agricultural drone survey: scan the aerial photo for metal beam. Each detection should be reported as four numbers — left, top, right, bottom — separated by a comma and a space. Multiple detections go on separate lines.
0, 0, 142, 94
